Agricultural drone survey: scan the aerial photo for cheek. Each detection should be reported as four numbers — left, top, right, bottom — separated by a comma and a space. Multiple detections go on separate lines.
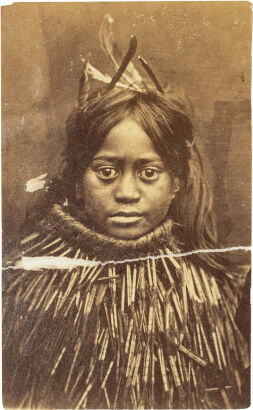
81, 171, 101, 211
146, 177, 173, 219
81, 170, 113, 220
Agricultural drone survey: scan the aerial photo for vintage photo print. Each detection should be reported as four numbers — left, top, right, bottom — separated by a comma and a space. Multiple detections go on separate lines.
2, 2, 251, 409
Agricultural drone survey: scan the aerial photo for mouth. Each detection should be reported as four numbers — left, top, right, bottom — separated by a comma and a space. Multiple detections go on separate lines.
109, 212, 143, 225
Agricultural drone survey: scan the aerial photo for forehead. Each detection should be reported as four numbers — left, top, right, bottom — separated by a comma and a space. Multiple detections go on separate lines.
95, 117, 161, 160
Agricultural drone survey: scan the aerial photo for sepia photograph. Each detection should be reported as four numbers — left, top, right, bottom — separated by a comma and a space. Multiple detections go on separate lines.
2, 2, 251, 409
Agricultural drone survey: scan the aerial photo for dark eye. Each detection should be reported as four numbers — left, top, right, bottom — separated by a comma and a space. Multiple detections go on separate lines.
139, 168, 160, 182
96, 167, 119, 180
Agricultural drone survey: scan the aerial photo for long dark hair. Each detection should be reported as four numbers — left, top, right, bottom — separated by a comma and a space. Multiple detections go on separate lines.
54, 87, 235, 272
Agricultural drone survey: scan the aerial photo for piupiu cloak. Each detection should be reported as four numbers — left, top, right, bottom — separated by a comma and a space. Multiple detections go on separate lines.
3, 204, 249, 409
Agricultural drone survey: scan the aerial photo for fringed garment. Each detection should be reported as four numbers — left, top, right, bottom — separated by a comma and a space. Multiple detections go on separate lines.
3, 204, 249, 409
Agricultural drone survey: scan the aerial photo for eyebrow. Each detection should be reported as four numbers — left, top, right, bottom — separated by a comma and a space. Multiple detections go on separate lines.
92, 155, 164, 165
92, 156, 121, 164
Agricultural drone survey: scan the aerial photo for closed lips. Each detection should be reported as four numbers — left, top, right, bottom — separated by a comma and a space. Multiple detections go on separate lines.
109, 212, 143, 224
111, 212, 142, 217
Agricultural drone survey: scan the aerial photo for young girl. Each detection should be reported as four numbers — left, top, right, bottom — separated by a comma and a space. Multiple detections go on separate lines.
3, 15, 249, 409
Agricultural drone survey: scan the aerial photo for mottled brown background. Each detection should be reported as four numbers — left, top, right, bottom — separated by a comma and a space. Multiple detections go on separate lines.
2, 2, 251, 253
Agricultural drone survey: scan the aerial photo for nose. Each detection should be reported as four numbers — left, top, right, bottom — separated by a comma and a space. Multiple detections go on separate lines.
115, 174, 140, 203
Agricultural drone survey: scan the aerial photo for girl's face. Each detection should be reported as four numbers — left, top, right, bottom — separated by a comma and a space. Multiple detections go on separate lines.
76, 117, 179, 239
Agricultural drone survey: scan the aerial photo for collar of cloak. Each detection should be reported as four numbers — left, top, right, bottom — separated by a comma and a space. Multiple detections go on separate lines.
41, 203, 180, 261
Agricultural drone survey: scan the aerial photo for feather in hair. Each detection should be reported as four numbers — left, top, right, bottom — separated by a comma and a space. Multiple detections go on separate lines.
78, 59, 90, 111
86, 62, 134, 90
78, 58, 131, 110
99, 13, 144, 89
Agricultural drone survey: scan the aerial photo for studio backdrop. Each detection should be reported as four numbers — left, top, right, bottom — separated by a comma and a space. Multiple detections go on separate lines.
2, 2, 251, 255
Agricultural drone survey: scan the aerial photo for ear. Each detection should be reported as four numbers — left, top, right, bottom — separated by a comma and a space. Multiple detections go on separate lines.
172, 177, 180, 199
75, 181, 83, 200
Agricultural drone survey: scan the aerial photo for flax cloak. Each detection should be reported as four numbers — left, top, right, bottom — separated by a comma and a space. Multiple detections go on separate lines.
3, 204, 249, 409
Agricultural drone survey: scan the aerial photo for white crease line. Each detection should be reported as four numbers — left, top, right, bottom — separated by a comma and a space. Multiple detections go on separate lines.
111, 245, 251, 266
15, 256, 98, 271
4, 246, 251, 271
